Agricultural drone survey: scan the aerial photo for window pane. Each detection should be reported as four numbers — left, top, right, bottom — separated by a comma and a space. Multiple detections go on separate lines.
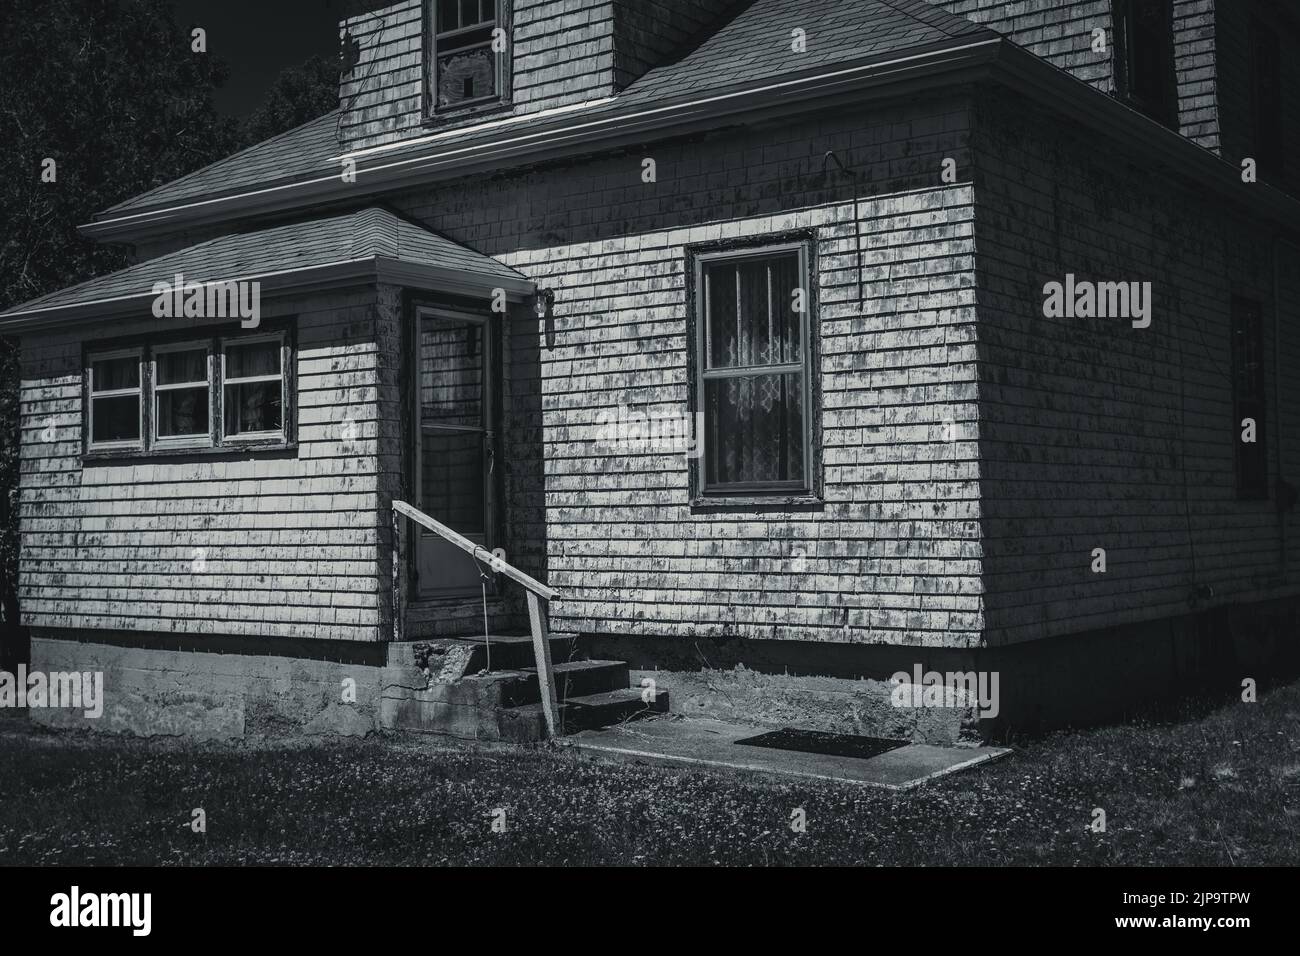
461, 0, 480, 26
157, 348, 208, 386
438, 0, 459, 31
92, 395, 140, 443
157, 386, 210, 438
421, 429, 485, 534
420, 321, 483, 428
225, 381, 283, 436
437, 47, 495, 106
92, 355, 139, 392
705, 252, 801, 369
704, 373, 804, 487
225, 340, 281, 380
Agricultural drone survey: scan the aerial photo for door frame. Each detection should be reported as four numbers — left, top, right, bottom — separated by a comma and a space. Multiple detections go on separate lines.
409, 301, 500, 601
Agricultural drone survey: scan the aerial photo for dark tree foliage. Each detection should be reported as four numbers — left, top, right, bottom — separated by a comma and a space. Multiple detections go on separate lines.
239, 53, 339, 148
0, 0, 242, 665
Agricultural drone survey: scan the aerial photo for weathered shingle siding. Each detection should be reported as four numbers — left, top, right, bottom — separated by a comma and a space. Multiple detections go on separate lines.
17, 291, 391, 641
973, 86, 1299, 646
930, 0, 1116, 90
339, 0, 625, 152
1173, 0, 1219, 149
513, 0, 616, 111
339, 1, 425, 154
390, 96, 984, 647
929, 1, 1223, 151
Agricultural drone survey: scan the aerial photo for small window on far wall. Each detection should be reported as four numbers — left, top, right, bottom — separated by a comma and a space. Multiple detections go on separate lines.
431, 0, 505, 114
1231, 298, 1268, 500
1113, 0, 1176, 126
153, 343, 212, 447
88, 349, 143, 450
695, 242, 813, 498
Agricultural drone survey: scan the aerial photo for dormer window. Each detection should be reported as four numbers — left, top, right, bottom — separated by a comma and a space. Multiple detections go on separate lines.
429, 0, 509, 116
1113, 0, 1176, 126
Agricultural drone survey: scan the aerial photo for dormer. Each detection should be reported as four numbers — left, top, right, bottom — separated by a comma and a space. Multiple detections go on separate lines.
338, 0, 737, 153
927, 0, 1298, 191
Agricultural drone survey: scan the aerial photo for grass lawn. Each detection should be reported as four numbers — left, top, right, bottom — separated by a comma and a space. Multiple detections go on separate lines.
1, 681, 1298, 866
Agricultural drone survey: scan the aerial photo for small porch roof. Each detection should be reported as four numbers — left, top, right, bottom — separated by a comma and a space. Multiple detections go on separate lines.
0, 207, 535, 332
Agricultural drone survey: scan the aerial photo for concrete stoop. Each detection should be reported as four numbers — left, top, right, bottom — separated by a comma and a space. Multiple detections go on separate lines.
379, 634, 669, 742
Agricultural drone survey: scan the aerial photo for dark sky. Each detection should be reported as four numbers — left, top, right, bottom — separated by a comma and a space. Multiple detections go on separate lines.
170, 0, 347, 116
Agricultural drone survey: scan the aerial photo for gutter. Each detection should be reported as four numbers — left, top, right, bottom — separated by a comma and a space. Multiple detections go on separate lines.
0, 257, 536, 333
987, 42, 1300, 232
75, 36, 1300, 247
79, 37, 1006, 244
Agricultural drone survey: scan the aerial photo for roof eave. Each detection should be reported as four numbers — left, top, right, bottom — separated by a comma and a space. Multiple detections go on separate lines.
0, 257, 536, 334
79, 36, 1007, 244
988, 42, 1300, 233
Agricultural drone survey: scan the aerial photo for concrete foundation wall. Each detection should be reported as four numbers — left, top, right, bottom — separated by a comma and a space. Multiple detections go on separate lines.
26, 635, 389, 740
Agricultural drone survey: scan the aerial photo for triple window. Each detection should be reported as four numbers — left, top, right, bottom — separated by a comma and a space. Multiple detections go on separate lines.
86, 331, 290, 454
694, 241, 814, 498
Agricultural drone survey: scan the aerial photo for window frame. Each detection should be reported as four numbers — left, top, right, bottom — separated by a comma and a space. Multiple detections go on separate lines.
688, 235, 820, 506
1230, 297, 1269, 501
86, 347, 145, 453
1112, 0, 1178, 127
82, 322, 295, 461
151, 339, 215, 450
220, 331, 289, 445
425, 0, 512, 121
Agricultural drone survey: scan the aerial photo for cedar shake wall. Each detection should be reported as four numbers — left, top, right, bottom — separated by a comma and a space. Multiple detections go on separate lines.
339, 0, 740, 152
973, 86, 1300, 647
392, 97, 984, 647
339, 0, 620, 152
930, 0, 1116, 91
928, 0, 1222, 151
17, 290, 391, 642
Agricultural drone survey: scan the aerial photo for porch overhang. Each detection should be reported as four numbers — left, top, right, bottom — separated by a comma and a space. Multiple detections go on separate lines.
1, 207, 536, 333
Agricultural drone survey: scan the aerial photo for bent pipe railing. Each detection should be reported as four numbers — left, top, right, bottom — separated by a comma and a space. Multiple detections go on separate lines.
390, 499, 562, 739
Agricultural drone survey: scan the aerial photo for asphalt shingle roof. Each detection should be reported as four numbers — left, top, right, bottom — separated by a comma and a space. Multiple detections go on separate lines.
3, 207, 526, 319
93, 0, 994, 221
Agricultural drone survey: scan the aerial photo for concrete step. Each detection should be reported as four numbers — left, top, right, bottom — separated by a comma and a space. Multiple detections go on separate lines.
452, 634, 578, 672
500, 659, 630, 707
499, 686, 669, 742
563, 687, 670, 731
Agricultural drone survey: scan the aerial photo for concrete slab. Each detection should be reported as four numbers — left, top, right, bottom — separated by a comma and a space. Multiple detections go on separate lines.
560, 716, 1011, 790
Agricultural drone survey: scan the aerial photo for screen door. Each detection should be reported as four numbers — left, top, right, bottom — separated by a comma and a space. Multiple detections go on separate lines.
414, 308, 496, 599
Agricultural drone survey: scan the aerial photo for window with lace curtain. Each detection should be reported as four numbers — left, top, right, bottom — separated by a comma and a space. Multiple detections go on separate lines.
693, 240, 814, 498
